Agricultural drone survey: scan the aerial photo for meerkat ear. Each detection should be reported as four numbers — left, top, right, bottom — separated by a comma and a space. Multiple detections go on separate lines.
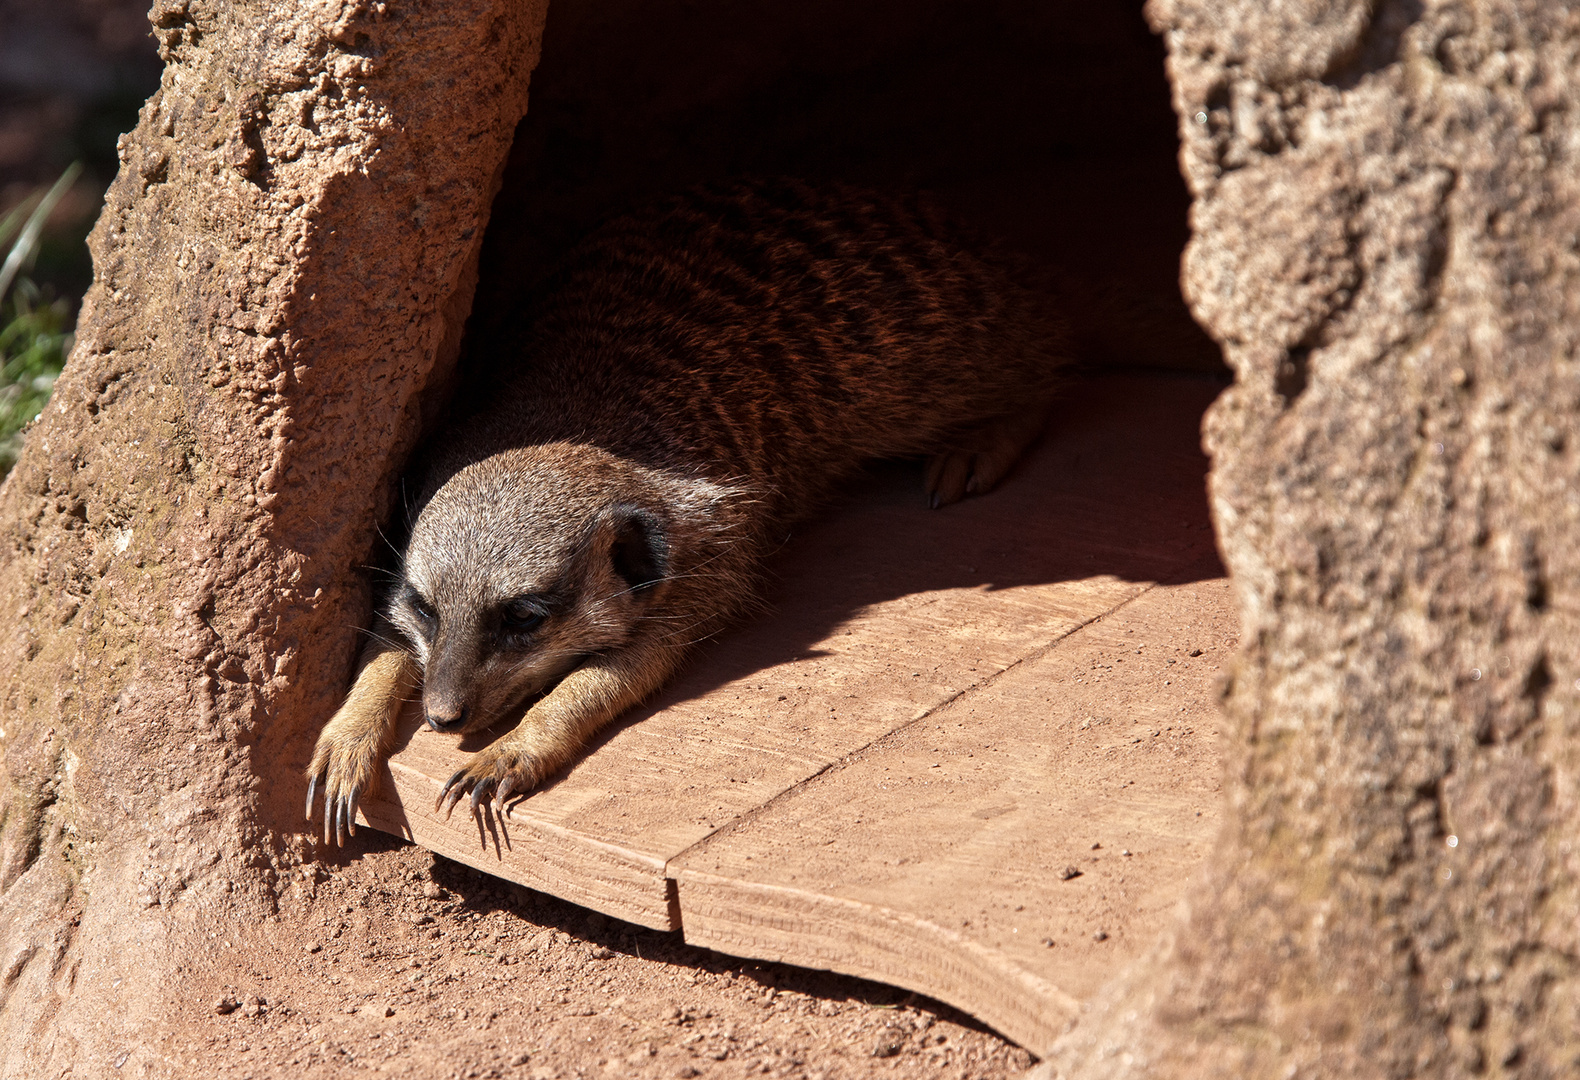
605, 504, 669, 596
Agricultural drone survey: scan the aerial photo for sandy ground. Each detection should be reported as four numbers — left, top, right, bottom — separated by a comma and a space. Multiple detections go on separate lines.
152, 834, 1037, 1079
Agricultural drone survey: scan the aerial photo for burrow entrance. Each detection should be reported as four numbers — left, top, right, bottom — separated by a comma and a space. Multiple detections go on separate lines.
357, 1, 1231, 1054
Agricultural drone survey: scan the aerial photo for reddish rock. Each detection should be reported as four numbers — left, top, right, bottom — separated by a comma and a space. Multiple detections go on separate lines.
0, 0, 545, 1068
1043, 2, 1580, 1076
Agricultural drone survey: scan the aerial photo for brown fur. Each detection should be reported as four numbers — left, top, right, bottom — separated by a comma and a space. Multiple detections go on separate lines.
307, 178, 1069, 841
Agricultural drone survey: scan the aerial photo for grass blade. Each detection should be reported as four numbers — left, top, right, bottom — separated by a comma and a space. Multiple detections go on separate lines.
0, 196, 39, 255
0, 162, 83, 309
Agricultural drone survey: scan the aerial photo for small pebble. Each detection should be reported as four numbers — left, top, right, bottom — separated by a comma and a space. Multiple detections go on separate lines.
589, 946, 615, 960
1060, 866, 1082, 881
213, 996, 240, 1015
1093, 930, 1109, 942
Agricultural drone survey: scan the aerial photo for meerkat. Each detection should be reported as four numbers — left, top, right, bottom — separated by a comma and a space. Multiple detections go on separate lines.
306, 177, 1069, 844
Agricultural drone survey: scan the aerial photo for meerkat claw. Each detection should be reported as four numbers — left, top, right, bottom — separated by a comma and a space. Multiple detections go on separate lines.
470, 777, 495, 815
305, 774, 319, 821
494, 779, 516, 820
436, 770, 459, 813
438, 769, 470, 818
344, 790, 359, 840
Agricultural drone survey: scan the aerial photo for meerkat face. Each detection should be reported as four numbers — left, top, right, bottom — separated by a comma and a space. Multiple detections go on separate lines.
388, 446, 671, 734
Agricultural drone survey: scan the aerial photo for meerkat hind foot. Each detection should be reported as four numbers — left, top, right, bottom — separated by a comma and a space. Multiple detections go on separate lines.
925, 406, 1049, 508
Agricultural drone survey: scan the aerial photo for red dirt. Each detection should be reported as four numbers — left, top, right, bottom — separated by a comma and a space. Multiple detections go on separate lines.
153, 837, 1036, 1079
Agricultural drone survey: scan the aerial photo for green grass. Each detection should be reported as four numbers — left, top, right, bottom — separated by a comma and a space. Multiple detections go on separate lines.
0, 164, 82, 479
0, 281, 73, 475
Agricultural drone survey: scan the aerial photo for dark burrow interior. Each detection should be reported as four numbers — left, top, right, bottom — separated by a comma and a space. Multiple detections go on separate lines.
459, 0, 1225, 391
320, 6, 1233, 1060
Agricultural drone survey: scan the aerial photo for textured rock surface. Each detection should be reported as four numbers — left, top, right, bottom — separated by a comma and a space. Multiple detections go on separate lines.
1043, 1, 1580, 1077
0, 0, 544, 1070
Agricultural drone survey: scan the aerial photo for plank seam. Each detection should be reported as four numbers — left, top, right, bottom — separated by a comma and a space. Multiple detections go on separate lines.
660, 574, 1175, 875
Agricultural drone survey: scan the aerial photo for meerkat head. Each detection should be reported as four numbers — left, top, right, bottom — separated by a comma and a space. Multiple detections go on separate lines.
389, 443, 674, 735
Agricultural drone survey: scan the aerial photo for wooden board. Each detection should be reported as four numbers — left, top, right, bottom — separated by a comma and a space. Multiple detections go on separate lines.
354, 374, 1231, 1049
671, 570, 1233, 1053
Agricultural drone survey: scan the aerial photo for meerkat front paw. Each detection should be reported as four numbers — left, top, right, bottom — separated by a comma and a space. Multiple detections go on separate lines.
306, 723, 382, 847
306, 645, 417, 845
431, 644, 681, 824
435, 741, 551, 822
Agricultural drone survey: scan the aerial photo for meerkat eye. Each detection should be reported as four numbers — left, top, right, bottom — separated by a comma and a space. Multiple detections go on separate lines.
499, 597, 546, 636
400, 586, 437, 629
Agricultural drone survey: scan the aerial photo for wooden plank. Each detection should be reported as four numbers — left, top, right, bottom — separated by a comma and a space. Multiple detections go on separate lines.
670, 571, 1235, 1054
674, 870, 1085, 1047
351, 374, 1226, 1034
356, 714, 678, 929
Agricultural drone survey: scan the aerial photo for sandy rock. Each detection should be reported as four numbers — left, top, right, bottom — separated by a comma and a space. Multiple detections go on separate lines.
0, 0, 546, 1071
1040, 1, 1580, 1076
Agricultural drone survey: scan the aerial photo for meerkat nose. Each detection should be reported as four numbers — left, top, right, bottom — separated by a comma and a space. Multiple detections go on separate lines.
425, 706, 468, 733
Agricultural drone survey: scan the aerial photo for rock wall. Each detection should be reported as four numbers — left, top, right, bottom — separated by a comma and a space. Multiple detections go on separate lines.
1046, 2, 1580, 1076
0, 0, 545, 1070
6, 0, 1576, 1072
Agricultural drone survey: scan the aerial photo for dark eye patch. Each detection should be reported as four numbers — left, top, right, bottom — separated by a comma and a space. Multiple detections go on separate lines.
398, 583, 438, 629
497, 595, 549, 636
